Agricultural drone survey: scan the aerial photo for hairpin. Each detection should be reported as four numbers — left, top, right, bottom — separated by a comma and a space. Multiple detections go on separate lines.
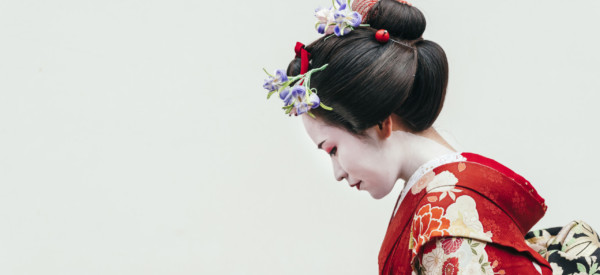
375, 29, 390, 43
261, 0, 372, 117
375, 29, 422, 50
315, 0, 364, 36
262, 43, 333, 117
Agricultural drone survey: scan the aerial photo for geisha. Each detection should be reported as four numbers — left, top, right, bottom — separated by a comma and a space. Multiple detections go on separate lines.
262, 0, 600, 274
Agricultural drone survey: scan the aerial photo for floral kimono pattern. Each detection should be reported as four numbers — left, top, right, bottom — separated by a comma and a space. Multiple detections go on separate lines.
378, 153, 553, 274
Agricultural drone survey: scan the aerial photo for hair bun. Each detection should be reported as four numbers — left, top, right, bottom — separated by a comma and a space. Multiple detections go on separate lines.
365, 0, 426, 40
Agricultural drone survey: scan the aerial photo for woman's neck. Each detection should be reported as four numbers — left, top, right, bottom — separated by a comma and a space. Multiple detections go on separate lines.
386, 127, 457, 182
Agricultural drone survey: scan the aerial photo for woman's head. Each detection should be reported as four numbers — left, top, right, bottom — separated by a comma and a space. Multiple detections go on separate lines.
281, 0, 454, 198
302, 114, 403, 199
302, 112, 456, 199
287, 0, 449, 135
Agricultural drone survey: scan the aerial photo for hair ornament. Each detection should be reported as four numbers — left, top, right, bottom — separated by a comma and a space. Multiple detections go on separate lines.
351, 0, 378, 22
352, 0, 413, 23
262, 44, 332, 117
374, 29, 423, 51
295, 42, 311, 76
315, 0, 364, 36
375, 29, 390, 43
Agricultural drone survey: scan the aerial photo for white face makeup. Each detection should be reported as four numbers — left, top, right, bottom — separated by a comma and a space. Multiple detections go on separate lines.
302, 115, 402, 199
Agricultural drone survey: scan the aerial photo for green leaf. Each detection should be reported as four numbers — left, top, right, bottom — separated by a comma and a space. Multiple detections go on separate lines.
592, 263, 599, 274
308, 111, 316, 119
479, 255, 483, 263
471, 248, 477, 255
577, 263, 587, 273
267, 91, 277, 99
472, 242, 480, 247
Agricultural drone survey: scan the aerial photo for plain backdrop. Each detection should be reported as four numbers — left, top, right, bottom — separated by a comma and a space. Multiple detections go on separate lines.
1, 0, 600, 274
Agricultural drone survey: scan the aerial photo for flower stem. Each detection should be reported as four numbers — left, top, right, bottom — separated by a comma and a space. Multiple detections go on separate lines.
262, 68, 274, 77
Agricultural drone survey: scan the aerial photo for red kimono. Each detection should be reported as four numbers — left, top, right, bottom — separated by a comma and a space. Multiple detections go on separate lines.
378, 153, 552, 274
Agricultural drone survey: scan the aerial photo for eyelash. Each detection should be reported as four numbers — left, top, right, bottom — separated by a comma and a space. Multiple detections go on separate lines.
328, 146, 337, 157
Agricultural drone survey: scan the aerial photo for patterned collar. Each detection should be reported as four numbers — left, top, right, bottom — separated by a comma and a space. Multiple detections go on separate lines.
393, 152, 466, 216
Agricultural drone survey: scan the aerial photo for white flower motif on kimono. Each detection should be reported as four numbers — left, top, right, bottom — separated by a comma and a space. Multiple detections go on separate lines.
462, 239, 494, 275
425, 171, 462, 201
422, 244, 445, 274
550, 263, 564, 275
557, 250, 580, 261
462, 260, 494, 275
444, 196, 493, 242
411, 171, 435, 195
418, 237, 496, 275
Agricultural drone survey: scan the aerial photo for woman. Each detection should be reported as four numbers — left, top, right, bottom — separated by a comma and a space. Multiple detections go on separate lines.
263, 0, 599, 274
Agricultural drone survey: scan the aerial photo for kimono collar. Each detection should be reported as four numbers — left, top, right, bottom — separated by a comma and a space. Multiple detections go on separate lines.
393, 152, 466, 216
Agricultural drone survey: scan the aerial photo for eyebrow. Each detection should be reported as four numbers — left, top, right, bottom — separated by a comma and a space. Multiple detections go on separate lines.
318, 140, 326, 149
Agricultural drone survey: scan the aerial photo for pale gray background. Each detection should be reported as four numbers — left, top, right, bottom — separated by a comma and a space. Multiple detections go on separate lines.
1, 0, 599, 274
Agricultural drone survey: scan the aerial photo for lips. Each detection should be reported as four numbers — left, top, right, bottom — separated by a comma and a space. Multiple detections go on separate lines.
351, 181, 362, 190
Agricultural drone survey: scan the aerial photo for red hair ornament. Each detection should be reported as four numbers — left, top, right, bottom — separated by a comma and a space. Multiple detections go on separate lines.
351, 0, 413, 22
375, 29, 390, 43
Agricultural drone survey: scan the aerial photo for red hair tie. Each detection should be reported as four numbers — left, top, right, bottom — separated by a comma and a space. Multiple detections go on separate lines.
294, 42, 311, 75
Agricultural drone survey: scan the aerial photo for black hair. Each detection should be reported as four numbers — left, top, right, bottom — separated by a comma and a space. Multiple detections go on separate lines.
287, 0, 448, 134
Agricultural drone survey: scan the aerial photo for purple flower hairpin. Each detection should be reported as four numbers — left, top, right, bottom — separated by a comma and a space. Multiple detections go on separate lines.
262, 64, 332, 117
260, 0, 367, 117
315, 0, 364, 37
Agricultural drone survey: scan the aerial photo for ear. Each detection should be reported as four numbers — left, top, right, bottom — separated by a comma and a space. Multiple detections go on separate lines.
377, 115, 393, 139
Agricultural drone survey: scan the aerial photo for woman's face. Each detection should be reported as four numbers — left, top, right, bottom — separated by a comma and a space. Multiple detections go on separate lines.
302, 115, 401, 199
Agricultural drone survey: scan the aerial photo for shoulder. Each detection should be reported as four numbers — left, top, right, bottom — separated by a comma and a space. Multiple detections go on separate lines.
407, 153, 547, 258
408, 153, 547, 225
409, 190, 495, 258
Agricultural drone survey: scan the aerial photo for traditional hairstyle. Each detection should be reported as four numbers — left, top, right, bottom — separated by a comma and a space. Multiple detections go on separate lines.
287, 0, 448, 134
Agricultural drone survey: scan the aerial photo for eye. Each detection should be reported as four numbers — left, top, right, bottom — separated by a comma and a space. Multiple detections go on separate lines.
328, 146, 337, 157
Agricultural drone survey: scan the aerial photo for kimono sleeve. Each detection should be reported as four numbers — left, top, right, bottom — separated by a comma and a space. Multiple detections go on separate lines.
414, 237, 546, 274
406, 182, 552, 274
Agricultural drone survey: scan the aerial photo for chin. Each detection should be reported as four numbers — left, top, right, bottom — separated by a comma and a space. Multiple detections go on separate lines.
368, 191, 388, 200
367, 184, 395, 200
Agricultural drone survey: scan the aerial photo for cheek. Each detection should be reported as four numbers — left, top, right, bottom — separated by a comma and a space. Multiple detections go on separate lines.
339, 147, 383, 177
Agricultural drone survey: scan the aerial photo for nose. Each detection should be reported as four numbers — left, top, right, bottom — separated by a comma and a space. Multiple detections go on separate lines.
331, 158, 348, 182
